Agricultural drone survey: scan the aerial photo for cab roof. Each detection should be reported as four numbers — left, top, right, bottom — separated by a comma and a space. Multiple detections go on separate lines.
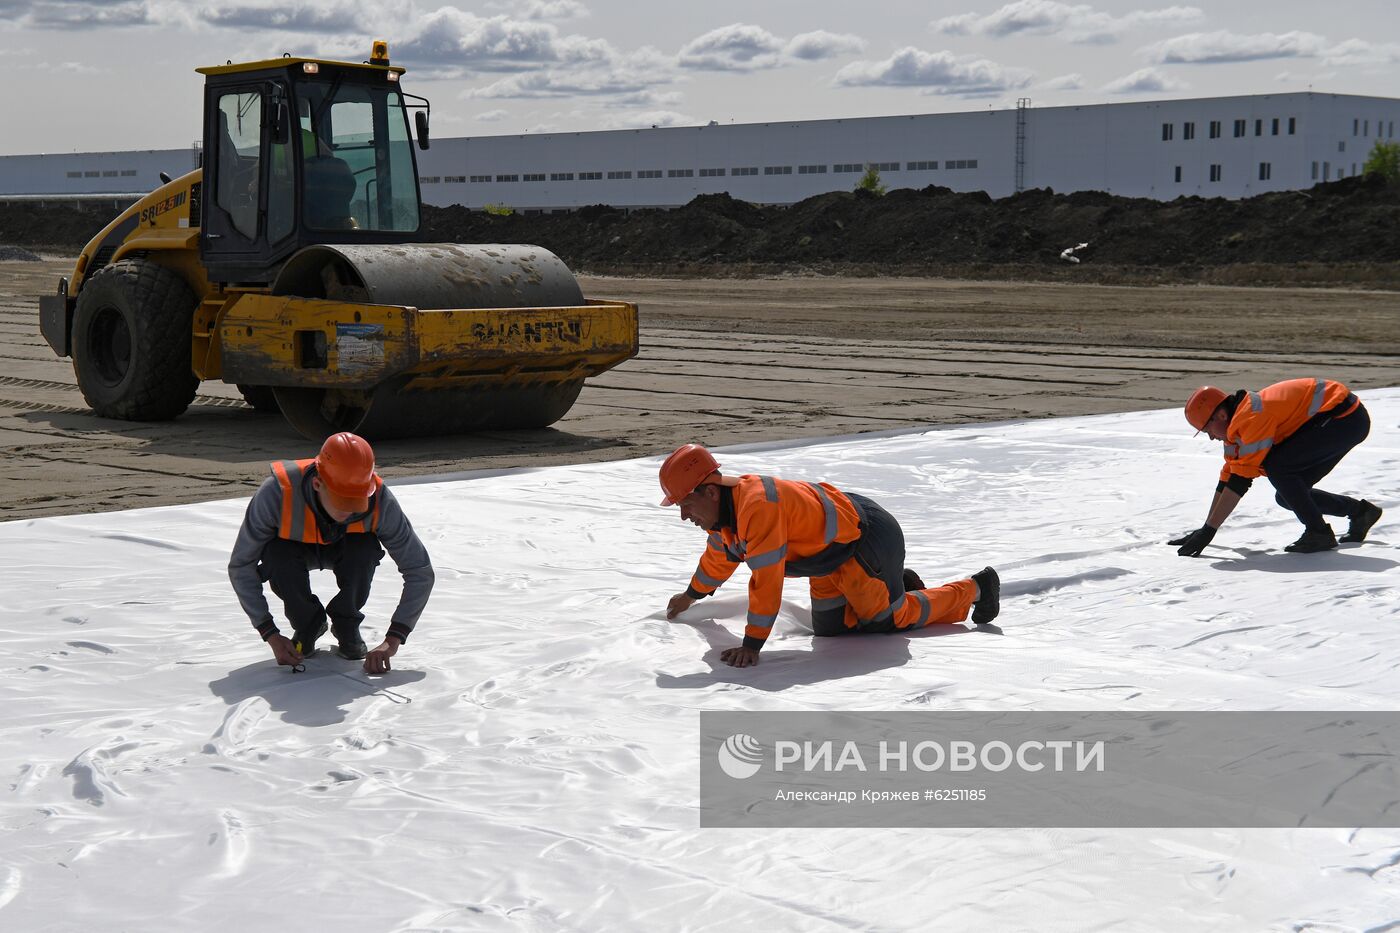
196, 56, 405, 77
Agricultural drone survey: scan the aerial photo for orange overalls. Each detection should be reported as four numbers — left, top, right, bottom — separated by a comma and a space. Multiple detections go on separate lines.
685, 475, 977, 649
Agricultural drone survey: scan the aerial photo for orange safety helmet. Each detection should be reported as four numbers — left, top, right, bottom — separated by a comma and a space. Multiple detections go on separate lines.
1185, 386, 1228, 432
315, 432, 377, 512
659, 443, 721, 506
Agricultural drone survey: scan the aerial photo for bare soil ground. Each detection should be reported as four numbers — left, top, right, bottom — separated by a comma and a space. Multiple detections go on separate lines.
3, 258, 1398, 522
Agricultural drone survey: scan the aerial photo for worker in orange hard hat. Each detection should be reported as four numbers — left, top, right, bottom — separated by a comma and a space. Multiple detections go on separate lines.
1170, 379, 1381, 557
660, 443, 1001, 668
228, 432, 434, 674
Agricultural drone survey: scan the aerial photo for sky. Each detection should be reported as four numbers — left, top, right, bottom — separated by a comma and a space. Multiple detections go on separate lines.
2, 0, 1397, 156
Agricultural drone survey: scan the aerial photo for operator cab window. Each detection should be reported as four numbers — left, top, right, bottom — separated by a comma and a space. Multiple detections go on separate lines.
297, 78, 420, 233
214, 92, 262, 240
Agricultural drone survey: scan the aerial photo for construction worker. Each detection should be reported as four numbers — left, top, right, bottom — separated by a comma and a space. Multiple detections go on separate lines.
228, 432, 434, 674
659, 444, 1000, 667
1171, 378, 1381, 556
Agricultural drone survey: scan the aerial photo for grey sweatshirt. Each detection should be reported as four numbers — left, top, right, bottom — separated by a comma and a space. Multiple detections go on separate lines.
228, 470, 435, 642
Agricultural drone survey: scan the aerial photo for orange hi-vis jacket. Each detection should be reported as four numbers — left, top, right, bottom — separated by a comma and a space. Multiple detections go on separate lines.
687, 475, 864, 646
271, 459, 383, 543
1220, 378, 1359, 482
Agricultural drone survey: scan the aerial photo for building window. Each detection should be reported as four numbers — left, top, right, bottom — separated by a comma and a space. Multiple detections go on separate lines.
523, 173, 545, 182
578, 171, 602, 180
469, 175, 490, 183
907, 161, 938, 171
667, 168, 694, 178
732, 166, 758, 176
444, 175, 466, 184
1353, 118, 1359, 135
420, 176, 441, 184
1209, 164, 1222, 182
120, 169, 138, 177
1233, 119, 1246, 138
637, 169, 662, 179
1271, 118, 1279, 135
1183, 122, 1195, 140
1254, 119, 1263, 136
763, 165, 792, 175
84, 171, 100, 177
607, 170, 632, 180
550, 172, 574, 181
1174, 166, 1182, 183
66, 171, 82, 178
946, 159, 979, 170
1162, 122, 1174, 141
1209, 120, 1221, 139
833, 163, 863, 173
1311, 161, 1318, 180
1323, 160, 1330, 179
1288, 117, 1296, 135
495, 174, 518, 182
1339, 141, 1346, 152
1364, 119, 1370, 136
1258, 162, 1272, 181
798, 164, 827, 174
698, 168, 725, 177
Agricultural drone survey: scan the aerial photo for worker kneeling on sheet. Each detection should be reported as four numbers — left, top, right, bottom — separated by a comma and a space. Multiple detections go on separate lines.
228, 432, 434, 674
659, 444, 1000, 668
1170, 378, 1382, 557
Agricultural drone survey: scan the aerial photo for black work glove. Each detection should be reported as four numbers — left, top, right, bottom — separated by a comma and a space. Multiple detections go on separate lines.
1171, 525, 1216, 557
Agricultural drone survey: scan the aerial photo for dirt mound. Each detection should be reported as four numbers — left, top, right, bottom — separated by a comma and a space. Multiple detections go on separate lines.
4, 176, 1397, 283
418, 176, 1400, 275
0, 245, 41, 262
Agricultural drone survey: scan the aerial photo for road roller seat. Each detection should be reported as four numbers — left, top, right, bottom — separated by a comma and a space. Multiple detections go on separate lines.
304, 154, 357, 230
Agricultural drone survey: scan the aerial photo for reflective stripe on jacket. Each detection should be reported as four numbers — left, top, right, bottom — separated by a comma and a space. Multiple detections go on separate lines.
1219, 378, 1358, 481
271, 459, 383, 543
688, 475, 863, 646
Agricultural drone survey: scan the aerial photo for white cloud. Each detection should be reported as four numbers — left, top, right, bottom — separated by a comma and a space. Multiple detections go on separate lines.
476, 109, 510, 121
37, 60, 102, 74
1321, 38, 1400, 67
933, 1, 1203, 44
784, 30, 864, 61
1041, 72, 1084, 90
20, 0, 155, 28
1141, 30, 1328, 64
834, 47, 1032, 95
599, 109, 696, 130
466, 68, 655, 99
200, 1, 375, 32
370, 9, 618, 74
517, 0, 589, 19
678, 23, 784, 71
1101, 66, 1185, 93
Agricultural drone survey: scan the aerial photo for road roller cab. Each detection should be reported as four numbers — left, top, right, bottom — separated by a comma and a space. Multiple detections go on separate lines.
197, 40, 426, 285
38, 41, 639, 440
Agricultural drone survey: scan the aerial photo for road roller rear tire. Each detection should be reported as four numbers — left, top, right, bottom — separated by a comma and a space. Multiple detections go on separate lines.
72, 259, 198, 421
236, 384, 281, 413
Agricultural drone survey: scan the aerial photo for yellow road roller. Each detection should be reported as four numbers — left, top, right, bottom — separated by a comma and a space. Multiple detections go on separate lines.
38, 41, 638, 440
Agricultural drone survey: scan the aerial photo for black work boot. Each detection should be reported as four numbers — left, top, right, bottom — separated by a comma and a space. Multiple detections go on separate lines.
901, 568, 926, 592
1284, 526, 1338, 553
292, 619, 329, 656
332, 621, 368, 661
1341, 500, 1383, 544
970, 566, 1000, 624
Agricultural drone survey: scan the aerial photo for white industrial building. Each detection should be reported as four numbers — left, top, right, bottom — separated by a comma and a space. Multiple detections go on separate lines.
1, 92, 1395, 209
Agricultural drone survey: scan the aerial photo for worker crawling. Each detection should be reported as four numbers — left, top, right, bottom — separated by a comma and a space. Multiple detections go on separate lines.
659, 444, 1000, 667
229, 432, 434, 674
1171, 378, 1382, 557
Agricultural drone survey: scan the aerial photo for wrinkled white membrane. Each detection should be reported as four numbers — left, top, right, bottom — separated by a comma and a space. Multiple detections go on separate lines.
2, 391, 1399, 932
